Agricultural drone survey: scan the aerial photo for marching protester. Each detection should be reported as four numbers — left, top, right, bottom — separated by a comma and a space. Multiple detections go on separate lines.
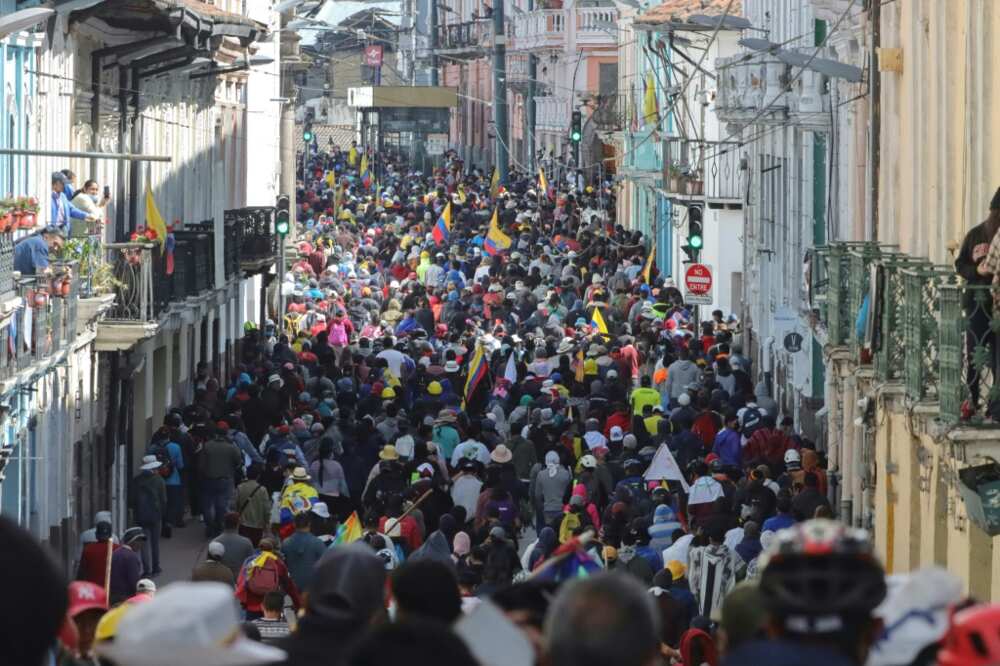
6, 146, 977, 666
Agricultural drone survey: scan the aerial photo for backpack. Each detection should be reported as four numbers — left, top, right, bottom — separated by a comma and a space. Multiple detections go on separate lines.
329, 320, 348, 346
247, 557, 281, 596
558, 511, 581, 544
147, 441, 174, 478
740, 407, 762, 438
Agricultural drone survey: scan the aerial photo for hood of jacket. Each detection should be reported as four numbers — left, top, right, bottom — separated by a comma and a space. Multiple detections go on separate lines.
311, 543, 386, 625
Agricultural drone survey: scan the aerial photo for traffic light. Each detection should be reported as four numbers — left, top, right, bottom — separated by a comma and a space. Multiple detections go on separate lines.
682, 206, 703, 262
302, 123, 314, 143
275, 194, 290, 236
570, 111, 582, 143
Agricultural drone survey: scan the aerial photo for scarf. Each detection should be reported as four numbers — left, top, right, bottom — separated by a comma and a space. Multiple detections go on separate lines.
545, 451, 560, 478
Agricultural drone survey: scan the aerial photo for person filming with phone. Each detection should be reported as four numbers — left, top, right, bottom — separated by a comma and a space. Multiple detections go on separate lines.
69, 179, 110, 230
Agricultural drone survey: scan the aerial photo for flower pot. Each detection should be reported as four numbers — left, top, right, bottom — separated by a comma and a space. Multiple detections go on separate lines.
19, 212, 36, 229
686, 179, 704, 196
0, 213, 11, 233
669, 176, 681, 192
60, 279, 71, 297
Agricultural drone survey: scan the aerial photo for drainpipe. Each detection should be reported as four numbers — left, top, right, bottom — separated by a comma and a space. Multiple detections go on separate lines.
841, 373, 857, 523
116, 66, 129, 242
868, 0, 880, 241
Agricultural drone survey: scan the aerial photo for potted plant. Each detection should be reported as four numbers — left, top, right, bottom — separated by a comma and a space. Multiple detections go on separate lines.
0, 198, 16, 232
13, 196, 39, 229
667, 165, 683, 193
686, 170, 704, 195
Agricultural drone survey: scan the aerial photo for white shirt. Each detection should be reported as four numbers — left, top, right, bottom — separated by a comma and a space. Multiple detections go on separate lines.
583, 431, 608, 451
451, 439, 490, 467
376, 348, 407, 378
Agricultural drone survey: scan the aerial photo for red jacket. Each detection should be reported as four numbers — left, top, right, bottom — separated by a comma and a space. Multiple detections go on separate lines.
77, 541, 121, 587
744, 428, 794, 469
379, 515, 422, 554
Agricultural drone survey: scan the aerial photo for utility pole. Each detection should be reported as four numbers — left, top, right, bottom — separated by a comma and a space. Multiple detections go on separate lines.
525, 0, 536, 172
429, 0, 439, 85
493, 0, 509, 181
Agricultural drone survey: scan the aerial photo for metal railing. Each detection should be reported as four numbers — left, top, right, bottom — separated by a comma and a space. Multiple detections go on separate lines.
227, 207, 276, 268
873, 253, 927, 383
437, 21, 489, 51
105, 243, 158, 323
0, 232, 14, 302
938, 283, 1000, 425
662, 138, 743, 201
901, 265, 956, 403
174, 225, 215, 295
591, 94, 627, 131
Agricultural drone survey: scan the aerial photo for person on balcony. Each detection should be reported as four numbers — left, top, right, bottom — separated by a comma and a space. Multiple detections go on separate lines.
14, 226, 65, 276
50, 171, 92, 230
957, 186, 1000, 418
70, 179, 111, 225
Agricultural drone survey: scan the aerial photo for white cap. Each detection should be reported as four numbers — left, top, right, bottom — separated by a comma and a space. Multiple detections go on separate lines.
678, 393, 691, 407
579, 454, 597, 469
609, 426, 624, 442
208, 541, 225, 558
136, 578, 157, 594
311, 502, 331, 519
784, 449, 801, 464
141, 455, 162, 471
98, 582, 287, 666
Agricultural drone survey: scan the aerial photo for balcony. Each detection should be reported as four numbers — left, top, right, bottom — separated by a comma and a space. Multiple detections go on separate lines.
535, 96, 570, 131
661, 138, 744, 206
591, 93, 627, 132
512, 9, 566, 51
227, 207, 277, 274
511, 6, 618, 52
437, 20, 490, 59
574, 7, 617, 47
0, 271, 80, 390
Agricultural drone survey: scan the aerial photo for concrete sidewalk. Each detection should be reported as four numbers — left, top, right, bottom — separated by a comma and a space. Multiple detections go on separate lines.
154, 521, 212, 588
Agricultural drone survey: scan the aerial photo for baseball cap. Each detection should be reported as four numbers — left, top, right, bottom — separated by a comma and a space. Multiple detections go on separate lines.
68, 581, 108, 617
609, 426, 624, 442
208, 541, 225, 558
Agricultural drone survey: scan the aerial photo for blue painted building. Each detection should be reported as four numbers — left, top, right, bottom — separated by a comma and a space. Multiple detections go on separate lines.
0, 2, 37, 198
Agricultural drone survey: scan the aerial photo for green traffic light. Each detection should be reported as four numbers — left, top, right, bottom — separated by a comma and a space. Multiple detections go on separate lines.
689, 234, 703, 249
571, 131, 581, 142
303, 131, 313, 142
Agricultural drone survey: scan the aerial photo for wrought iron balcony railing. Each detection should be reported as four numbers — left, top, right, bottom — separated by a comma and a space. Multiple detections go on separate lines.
227, 207, 277, 272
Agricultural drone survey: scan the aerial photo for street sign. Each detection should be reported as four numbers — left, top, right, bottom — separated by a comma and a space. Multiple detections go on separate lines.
364, 45, 383, 67
684, 263, 713, 305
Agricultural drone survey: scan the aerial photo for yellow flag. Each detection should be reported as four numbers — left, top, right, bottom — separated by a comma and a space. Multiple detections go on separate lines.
643, 71, 659, 127
359, 153, 369, 177
144, 182, 167, 245
590, 307, 609, 337
457, 184, 467, 204
538, 167, 549, 195
348, 146, 358, 167
642, 240, 656, 283
485, 207, 512, 255
489, 167, 500, 198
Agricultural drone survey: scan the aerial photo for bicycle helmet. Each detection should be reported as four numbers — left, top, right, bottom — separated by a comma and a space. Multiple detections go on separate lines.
758, 519, 886, 634
937, 603, 1000, 666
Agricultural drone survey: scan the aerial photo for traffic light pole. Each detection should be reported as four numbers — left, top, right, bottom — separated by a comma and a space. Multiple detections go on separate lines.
493, 0, 509, 182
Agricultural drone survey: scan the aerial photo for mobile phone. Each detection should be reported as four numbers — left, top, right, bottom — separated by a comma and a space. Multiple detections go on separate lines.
103, 186, 110, 198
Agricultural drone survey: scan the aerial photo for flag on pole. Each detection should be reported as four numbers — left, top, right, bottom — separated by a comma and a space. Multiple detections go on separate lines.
489, 167, 500, 198
574, 348, 585, 383
484, 208, 512, 256
432, 202, 452, 246
642, 71, 659, 127
644, 443, 690, 493
332, 182, 343, 221
359, 153, 372, 189
457, 183, 467, 204
504, 353, 517, 384
629, 82, 639, 132
333, 511, 363, 545
348, 145, 358, 167
590, 307, 610, 337
538, 167, 550, 197
463, 344, 489, 406
144, 182, 168, 245
642, 240, 656, 284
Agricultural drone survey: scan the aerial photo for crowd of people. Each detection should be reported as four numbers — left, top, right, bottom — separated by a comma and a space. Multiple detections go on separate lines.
6, 147, 998, 666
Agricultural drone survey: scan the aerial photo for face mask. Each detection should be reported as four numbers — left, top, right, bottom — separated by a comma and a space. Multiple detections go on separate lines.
324, 398, 335, 405
89, 194, 100, 203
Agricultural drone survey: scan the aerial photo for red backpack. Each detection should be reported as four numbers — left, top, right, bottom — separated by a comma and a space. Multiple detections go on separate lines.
247, 558, 281, 596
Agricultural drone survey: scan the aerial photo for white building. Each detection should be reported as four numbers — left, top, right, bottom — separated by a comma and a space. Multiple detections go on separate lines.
0, 0, 280, 566
714, 0, 869, 437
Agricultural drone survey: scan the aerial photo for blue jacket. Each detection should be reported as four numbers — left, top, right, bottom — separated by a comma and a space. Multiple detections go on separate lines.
13, 235, 50, 275
722, 640, 858, 666
648, 504, 682, 553
712, 428, 743, 467
50, 190, 87, 228
280, 530, 327, 593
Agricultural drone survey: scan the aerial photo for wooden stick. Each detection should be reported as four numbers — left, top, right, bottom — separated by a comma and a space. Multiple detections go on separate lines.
104, 539, 114, 602
384, 487, 434, 535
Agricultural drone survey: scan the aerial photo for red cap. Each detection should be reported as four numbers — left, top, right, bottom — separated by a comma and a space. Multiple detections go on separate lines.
68, 581, 108, 617
216, 421, 230, 432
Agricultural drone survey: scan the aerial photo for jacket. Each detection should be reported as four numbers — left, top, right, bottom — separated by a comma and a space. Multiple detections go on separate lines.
108, 546, 143, 605
192, 559, 236, 587
281, 531, 328, 592
664, 360, 701, 400
722, 640, 858, 666
215, 529, 256, 578
50, 190, 88, 228
648, 504, 682, 553
199, 437, 243, 480
235, 480, 272, 529
130, 470, 166, 525
955, 219, 996, 308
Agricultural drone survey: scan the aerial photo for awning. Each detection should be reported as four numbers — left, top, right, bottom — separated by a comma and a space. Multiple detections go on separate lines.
66, 0, 266, 44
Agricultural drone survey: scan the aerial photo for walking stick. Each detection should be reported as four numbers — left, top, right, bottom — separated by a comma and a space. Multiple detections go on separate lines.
384, 487, 434, 535
104, 539, 114, 602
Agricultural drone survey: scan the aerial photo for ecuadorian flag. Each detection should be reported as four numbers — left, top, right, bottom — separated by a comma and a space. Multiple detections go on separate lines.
463, 344, 489, 406
359, 154, 372, 189
591, 307, 610, 337
483, 208, 512, 256
432, 202, 452, 246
